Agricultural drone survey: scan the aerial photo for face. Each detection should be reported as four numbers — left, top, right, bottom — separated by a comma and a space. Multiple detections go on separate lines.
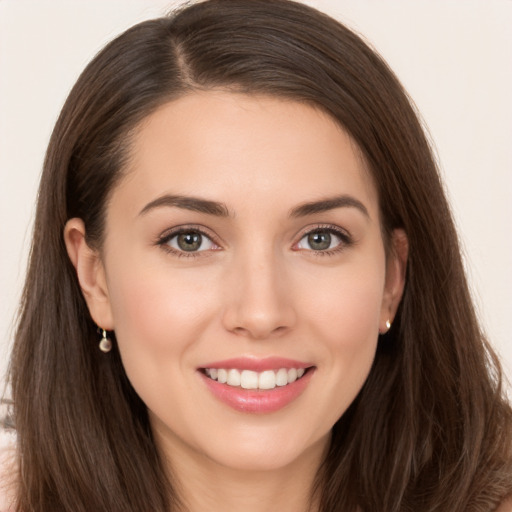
67, 91, 406, 475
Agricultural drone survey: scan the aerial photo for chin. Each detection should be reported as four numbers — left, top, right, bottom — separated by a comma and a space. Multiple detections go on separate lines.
199, 427, 331, 474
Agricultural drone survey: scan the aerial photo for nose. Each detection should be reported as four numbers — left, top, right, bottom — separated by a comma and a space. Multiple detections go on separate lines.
221, 247, 297, 340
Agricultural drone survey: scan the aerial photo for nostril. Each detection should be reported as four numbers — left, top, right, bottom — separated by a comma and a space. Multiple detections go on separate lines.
231, 324, 290, 340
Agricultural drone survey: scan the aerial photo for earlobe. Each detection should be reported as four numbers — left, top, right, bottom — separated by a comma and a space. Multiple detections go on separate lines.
380, 228, 408, 333
64, 218, 114, 330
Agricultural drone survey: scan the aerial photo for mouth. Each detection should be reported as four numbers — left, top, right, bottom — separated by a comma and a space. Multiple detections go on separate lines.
198, 360, 316, 413
201, 366, 309, 390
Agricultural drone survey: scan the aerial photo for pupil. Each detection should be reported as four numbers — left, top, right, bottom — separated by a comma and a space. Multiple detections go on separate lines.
178, 232, 201, 251
308, 231, 331, 250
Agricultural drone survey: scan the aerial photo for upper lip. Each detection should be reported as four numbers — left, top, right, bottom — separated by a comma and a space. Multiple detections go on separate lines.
199, 357, 313, 372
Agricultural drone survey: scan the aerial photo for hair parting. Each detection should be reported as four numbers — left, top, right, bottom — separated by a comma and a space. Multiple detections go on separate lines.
7, 1, 511, 510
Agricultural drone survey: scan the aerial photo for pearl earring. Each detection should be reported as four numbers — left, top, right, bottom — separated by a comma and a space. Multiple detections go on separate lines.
99, 329, 112, 353
385, 319, 391, 330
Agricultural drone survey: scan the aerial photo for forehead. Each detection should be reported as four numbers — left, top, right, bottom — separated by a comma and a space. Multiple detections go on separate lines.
115, 91, 379, 219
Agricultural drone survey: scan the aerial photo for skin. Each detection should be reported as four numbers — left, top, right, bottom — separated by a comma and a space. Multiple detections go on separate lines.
65, 91, 407, 512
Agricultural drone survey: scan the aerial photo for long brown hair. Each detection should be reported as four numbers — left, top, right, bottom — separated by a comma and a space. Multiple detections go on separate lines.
8, 1, 512, 510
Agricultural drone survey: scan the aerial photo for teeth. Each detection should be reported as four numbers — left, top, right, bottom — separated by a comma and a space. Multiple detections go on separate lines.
240, 370, 259, 390
204, 367, 308, 389
259, 370, 276, 390
275, 368, 288, 386
217, 369, 228, 384
227, 369, 241, 386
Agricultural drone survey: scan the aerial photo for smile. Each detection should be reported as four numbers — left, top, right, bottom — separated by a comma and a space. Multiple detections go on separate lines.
199, 361, 315, 413
204, 367, 306, 390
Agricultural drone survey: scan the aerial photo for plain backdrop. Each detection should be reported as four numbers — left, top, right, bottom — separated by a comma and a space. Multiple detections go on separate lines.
1, 0, 511, 389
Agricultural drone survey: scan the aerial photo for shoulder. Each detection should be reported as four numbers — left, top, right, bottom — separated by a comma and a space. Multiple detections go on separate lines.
0, 428, 16, 512
496, 496, 512, 512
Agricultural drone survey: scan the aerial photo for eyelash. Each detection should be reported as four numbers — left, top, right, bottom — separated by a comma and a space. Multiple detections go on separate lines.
156, 224, 353, 258
293, 224, 353, 257
156, 226, 221, 258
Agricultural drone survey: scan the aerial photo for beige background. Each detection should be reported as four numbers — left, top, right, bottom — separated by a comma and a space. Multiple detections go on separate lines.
1, 0, 511, 389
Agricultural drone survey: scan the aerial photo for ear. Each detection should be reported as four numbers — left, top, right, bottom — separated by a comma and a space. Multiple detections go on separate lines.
64, 218, 114, 330
379, 228, 408, 333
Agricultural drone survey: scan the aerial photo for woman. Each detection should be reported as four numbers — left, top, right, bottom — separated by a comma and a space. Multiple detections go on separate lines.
3, 0, 512, 510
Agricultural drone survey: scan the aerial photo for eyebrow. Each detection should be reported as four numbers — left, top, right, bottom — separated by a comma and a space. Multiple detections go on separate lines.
138, 193, 369, 219
290, 195, 369, 218
139, 194, 230, 217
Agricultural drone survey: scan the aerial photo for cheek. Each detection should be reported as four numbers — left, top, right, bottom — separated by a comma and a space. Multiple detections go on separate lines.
301, 255, 386, 344
104, 264, 222, 415
297, 255, 385, 413
313, 277, 382, 376
105, 263, 218, 356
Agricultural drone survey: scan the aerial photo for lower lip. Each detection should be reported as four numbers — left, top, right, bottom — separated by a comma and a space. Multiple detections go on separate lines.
199, 369, 315, 414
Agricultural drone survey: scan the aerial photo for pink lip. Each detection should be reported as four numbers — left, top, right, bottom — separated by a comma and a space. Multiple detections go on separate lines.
199, 356, 311, 372
199, 366, 315, 414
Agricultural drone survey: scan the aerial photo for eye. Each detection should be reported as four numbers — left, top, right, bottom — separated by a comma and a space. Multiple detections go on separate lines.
295, 227, 351, 253
160, 228, 218, 254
